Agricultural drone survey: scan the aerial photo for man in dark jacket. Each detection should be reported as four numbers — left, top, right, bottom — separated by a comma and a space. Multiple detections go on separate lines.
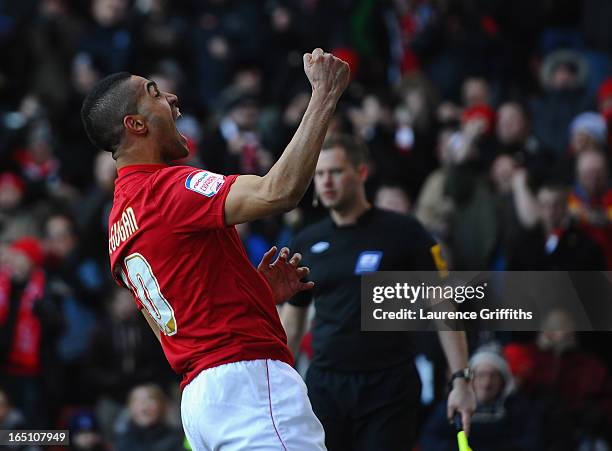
508, 183, 606, 270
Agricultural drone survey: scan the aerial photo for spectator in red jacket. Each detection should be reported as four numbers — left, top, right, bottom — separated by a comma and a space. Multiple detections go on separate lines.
0, 237, 46, 426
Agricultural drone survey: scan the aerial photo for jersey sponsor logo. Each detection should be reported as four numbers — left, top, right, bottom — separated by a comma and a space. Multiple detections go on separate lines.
310, 241, 330, 254
354, 251, 383, 274
109, 206, 139, 255
185, 170, 225, 197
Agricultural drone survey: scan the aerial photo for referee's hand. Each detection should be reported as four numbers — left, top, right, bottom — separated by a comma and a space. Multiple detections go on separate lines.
447, 379, 476, 436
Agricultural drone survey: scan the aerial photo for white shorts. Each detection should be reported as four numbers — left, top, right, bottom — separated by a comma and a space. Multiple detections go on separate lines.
181, 359, 327, 451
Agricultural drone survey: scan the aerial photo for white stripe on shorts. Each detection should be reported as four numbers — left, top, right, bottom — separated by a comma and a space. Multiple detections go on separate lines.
181, 359, 326, 451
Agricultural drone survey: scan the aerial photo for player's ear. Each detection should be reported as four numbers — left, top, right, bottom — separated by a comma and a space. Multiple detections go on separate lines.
124, 115, 147, 136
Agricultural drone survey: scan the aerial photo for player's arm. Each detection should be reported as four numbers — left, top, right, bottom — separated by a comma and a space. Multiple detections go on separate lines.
280, 303, 309, 357
224, 48, 350, 226
140, 308, 162, 344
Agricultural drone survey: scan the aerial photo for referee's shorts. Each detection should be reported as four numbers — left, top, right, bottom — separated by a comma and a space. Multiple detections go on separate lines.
305, 362, 422, 451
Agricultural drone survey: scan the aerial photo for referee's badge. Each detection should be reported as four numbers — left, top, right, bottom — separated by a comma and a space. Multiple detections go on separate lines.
310, 241, 330, 254
354, 251, 383, 274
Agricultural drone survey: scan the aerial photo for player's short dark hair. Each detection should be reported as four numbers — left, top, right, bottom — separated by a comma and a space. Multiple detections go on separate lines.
322, 134, 370, 168
80, 72, 138, 154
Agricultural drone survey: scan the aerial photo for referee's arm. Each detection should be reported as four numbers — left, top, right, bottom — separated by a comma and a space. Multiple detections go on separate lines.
280, 303, 308, 357
418, 241, 476, 435
280, 234, 312, 357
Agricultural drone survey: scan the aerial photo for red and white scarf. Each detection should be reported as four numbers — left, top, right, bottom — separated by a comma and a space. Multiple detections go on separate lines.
0, 269, 45, 376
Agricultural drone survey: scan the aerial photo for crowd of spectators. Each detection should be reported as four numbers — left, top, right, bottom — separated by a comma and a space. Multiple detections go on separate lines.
3, 0, 612, 449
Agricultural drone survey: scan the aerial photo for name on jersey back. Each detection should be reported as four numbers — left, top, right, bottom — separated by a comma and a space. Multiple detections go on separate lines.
109, 206, 139, 255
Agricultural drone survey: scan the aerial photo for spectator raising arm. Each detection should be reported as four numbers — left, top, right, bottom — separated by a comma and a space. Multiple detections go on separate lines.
224, 48, 350, 226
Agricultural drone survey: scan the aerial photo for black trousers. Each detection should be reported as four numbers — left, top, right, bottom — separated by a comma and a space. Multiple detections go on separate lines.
305, 363, 422, 451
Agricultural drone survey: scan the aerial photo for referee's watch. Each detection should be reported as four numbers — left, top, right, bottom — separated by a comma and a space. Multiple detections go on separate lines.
448, 368, 473, 390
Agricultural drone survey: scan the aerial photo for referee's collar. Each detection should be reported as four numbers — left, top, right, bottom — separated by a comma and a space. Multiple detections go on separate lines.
117, 164, 169, 178
333, 206, 376, 228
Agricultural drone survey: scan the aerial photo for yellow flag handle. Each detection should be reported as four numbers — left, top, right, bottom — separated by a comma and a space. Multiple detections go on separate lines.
454, 414, 472, 451
457, 431, 472, 451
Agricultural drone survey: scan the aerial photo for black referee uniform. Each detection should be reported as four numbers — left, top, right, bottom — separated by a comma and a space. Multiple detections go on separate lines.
289, 207, 442, 451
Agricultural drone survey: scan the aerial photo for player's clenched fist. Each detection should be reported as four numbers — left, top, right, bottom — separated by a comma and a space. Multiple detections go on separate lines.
303, 48, 350, 100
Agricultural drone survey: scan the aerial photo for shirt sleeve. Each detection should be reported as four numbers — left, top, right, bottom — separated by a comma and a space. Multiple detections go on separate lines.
404, 216, 445, 272
154, 167, 239, 233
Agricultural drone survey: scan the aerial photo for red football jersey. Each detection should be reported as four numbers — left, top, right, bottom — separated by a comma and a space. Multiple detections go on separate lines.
108, 164, 293, 389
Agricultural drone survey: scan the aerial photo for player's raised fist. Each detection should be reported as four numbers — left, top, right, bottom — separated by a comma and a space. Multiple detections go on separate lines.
303, 48, 350, 101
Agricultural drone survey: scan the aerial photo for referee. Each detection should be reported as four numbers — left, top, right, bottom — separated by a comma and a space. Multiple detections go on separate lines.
281, 134, 476, 451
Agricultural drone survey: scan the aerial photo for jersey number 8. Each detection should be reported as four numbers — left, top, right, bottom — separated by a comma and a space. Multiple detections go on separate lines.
123, 253, 177, 336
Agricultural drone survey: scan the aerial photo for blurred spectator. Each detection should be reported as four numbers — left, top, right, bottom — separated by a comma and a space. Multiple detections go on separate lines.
495, 102, 553, 185
0, 237, 46, 426
504, 310, 612, 448
377, 75, 438, 197
235, 222, 271, 266
0, 387, 40, 450
200, 90, 273, 175
268, 89, 311, 158
443, 120, 541, 270
132, 0, 187, 74
11, 121, 62, 196
0, 388, 25, 429
113, 384, 183, 451
463, 77, 492, 108
420, 346, 543, 451
68, 410, 109, 451
374, 182, 411, 214
415, 127, 456, 243
0, 172, 40, 243
437, 77, 492, 125
567, 149, 612, 268
531, 49, 591, 155
27, 0, 83, 117
78, 0, 136, 75
190, 0, 267, 108
509, 183, 606, 270
569, 112, 608, 154
554, 112, 608, 183
44, 214, 106, 406
85, 288, 173, 438
262, 2, 307, 103
78, 152, 116, 264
